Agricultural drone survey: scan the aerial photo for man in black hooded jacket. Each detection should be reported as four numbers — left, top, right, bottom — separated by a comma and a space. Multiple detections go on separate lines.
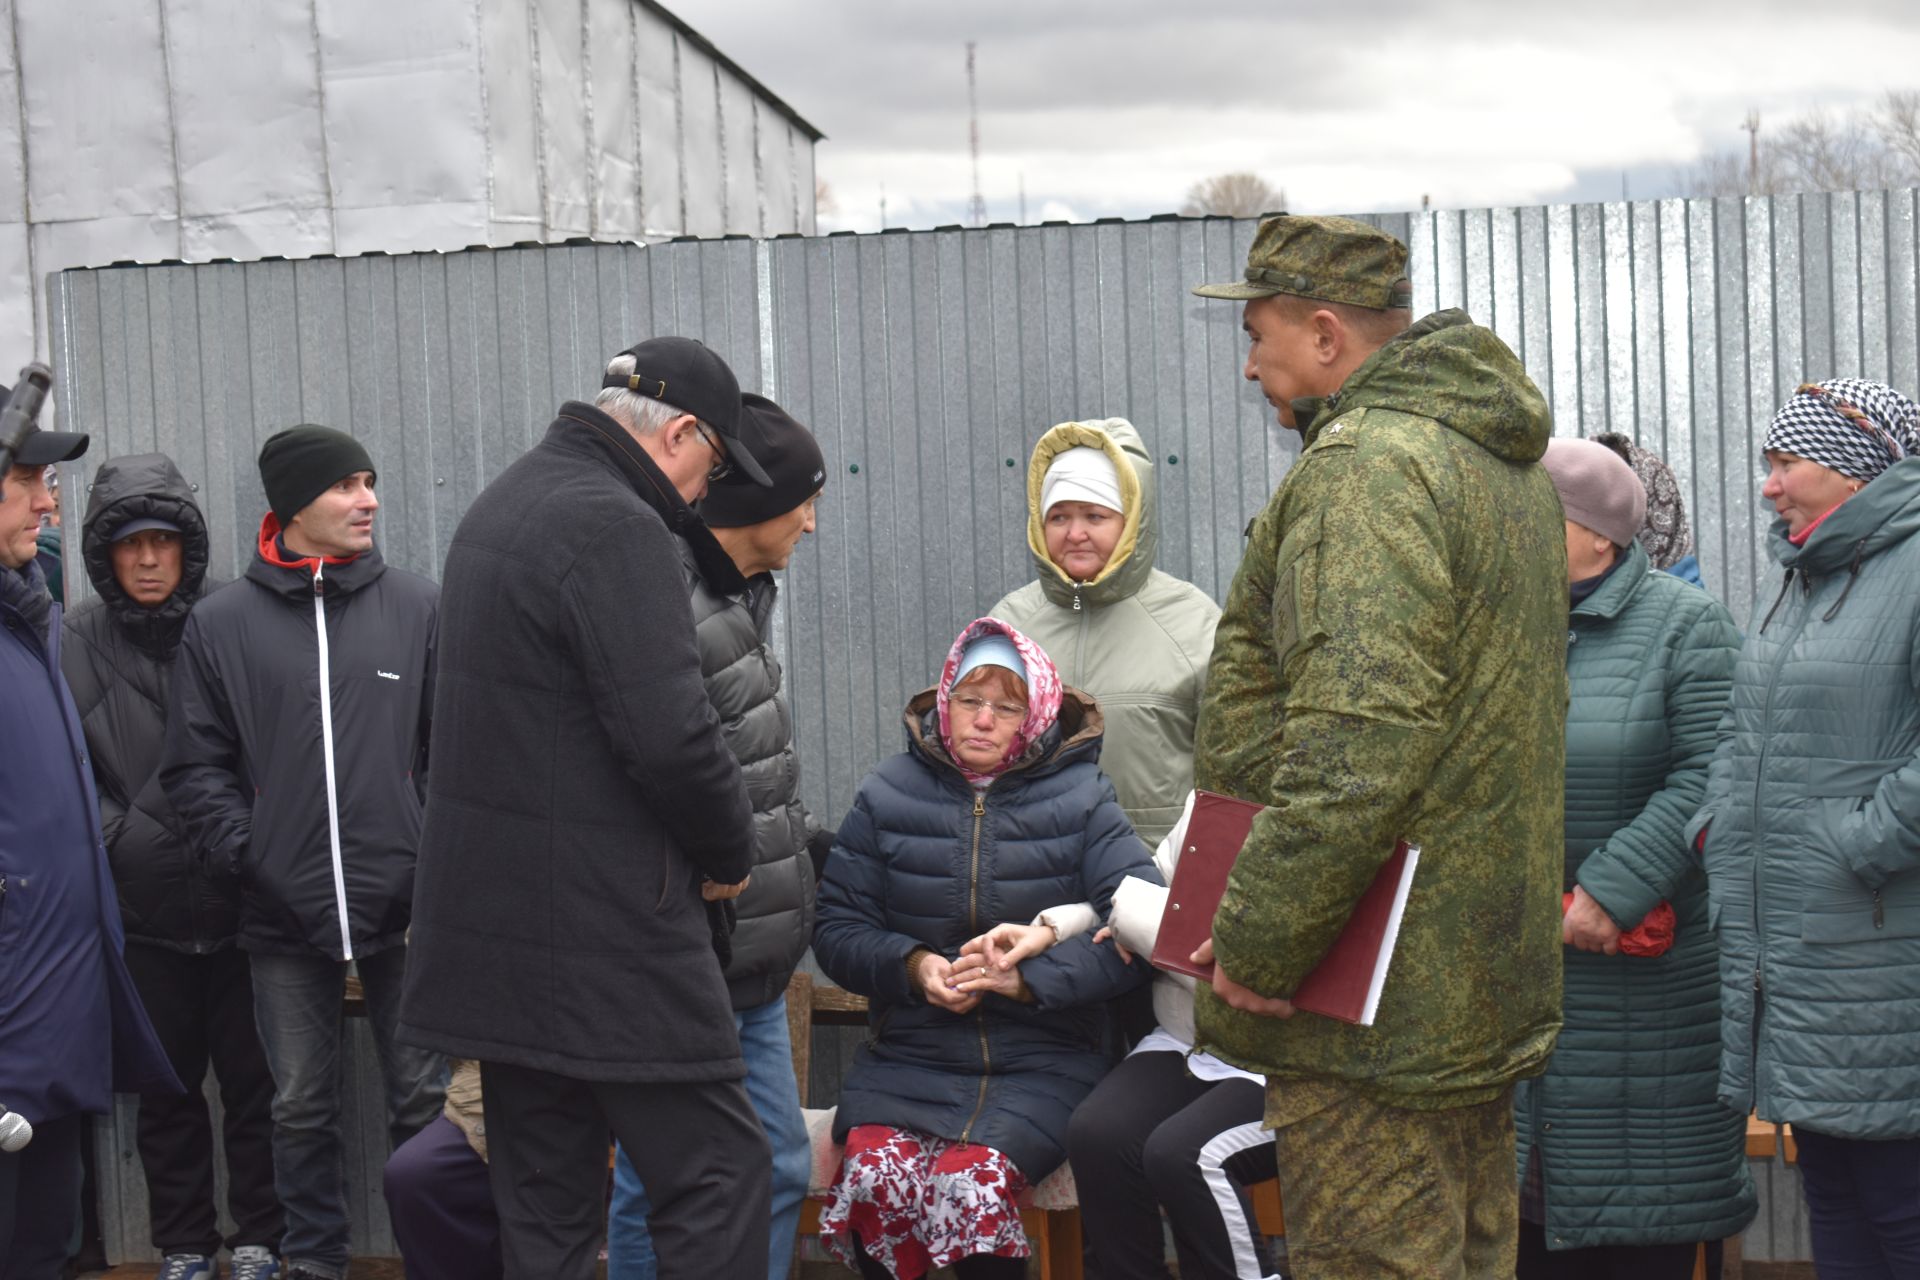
64, 453, 285, 1280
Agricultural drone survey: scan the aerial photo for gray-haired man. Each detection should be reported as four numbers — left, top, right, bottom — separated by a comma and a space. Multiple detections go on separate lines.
399, 337, 775, 1279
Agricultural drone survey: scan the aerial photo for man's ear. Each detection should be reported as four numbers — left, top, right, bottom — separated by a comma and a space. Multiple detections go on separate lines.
1311, 308, 1345, 367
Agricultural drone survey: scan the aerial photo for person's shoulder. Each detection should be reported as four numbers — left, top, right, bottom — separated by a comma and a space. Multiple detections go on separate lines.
1138, 570, 1221, 620
1632, 565, 1736, 632
376, 562, 440, 601
988, 579, 1047, 623
62, 593, 108, 633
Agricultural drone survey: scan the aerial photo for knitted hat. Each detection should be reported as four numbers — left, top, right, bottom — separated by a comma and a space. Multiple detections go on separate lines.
1040, 446, 1123, 515
1764, 378, 1920, 484
258, 426, 375, 526
696, 395, 826, 528
1542, 438, 1646, 548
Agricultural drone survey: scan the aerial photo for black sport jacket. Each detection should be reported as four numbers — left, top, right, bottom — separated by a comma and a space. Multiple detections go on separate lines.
162, 516, 437, 959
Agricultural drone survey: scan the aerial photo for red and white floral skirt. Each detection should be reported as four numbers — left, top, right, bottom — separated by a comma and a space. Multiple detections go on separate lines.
820, 1124, 1030, 1280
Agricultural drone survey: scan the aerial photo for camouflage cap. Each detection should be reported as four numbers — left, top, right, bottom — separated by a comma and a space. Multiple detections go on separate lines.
1192, 214, 1413, 311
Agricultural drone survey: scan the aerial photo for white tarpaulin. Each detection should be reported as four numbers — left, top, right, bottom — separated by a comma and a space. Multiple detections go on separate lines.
1, 0, 819, 364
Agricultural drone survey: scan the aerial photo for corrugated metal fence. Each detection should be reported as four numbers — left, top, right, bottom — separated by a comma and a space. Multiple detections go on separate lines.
54, 189, 1916, 1261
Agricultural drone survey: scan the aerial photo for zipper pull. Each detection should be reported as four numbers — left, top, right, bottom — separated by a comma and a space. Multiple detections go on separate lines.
1874, 891, 1885, 930
312, 562, 325, 597
1753, 966, 1763, 992
1072, 586, 1082, 612
973, 795, 985, 817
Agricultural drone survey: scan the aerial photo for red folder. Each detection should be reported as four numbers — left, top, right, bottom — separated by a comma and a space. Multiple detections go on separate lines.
1149, 790, 1420, 1026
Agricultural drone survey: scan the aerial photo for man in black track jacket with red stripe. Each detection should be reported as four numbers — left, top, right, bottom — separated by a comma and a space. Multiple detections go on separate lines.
162, 425, 443, 1280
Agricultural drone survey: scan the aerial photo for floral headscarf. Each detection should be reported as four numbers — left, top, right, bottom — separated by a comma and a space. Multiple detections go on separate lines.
1595, 432, 1694, 570
935, 617, 1063, 785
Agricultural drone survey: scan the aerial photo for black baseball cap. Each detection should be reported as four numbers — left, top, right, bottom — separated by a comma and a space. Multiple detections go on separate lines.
0, 381, 87, 466
602, 337, 771, 486
698, 394, 826, 527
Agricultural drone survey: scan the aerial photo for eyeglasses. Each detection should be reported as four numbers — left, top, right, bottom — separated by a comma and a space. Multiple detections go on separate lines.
950, 693, 1027, 722
691, 421, 734, 482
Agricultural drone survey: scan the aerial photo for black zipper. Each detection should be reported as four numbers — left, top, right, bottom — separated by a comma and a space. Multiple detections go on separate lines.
960, 791, 992, 1142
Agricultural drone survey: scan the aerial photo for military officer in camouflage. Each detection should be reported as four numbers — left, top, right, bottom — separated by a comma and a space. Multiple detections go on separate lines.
1187, 216, 1568, 1277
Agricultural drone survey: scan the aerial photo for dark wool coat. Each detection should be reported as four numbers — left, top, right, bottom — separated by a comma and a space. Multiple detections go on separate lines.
162, 518, 438, 960
62, 453, 232, 951
0, 560, 178, 1124
398, 402, 754, 1083
813, 689, 1156, 1179
680, 540, 822, 1011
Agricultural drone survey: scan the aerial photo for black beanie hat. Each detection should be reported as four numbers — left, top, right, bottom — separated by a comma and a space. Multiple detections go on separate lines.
697, 395, 826, 528
258, 426, 376, 526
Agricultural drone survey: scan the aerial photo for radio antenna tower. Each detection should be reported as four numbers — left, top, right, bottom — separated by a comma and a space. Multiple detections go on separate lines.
966, 42, 987, 227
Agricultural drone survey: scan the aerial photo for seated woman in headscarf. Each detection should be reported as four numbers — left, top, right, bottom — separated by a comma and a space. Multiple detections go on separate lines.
812, 618, 1156, 1280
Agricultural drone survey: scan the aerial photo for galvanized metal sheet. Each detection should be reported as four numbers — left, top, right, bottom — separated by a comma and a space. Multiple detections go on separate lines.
54, 192, 1920, 1264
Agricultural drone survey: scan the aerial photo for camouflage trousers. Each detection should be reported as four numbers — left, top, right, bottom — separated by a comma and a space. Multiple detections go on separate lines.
1266, 1079, 1517, 1280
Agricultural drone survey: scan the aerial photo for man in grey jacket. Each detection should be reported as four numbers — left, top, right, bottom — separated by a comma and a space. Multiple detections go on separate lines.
606, 393, 830, 1280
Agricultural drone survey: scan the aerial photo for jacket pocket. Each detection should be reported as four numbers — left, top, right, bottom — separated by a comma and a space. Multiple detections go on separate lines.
1271, 513, 1328, 675
1802, 868, 1920, 944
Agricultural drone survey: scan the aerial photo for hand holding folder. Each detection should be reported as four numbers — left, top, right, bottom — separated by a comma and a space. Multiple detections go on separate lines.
1148, 790, 1420, 1026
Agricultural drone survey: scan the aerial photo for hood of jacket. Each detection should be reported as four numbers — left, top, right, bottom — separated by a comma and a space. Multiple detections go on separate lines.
1769, 454, 1920, 578
1023, 418, 1156, 608
1294, 309, 1552, 463
80, 453, 212, 658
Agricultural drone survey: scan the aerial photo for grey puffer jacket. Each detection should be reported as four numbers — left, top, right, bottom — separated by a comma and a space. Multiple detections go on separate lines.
1690, 457, 1920, 1141
680, 540, 821, 1011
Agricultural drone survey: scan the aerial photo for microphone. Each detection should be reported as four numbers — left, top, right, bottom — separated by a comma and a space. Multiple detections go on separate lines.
0, 362, 53, 475
0, 1104, 30, 1153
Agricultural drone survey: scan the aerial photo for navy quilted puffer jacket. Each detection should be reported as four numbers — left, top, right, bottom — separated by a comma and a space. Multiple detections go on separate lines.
813, 687, 1157, 1180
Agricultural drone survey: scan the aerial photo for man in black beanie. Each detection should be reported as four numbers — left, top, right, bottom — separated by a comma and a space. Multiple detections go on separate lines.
163, 424, 444, 1280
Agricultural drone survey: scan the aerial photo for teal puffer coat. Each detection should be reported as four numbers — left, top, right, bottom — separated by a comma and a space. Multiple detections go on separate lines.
1690, 457, 1920, 1141
1515, 541, 1754, 1249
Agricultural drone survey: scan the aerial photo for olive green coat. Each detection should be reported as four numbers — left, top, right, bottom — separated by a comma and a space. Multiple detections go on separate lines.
1193, 309, 1569, 1111
990, 418, 1221, 846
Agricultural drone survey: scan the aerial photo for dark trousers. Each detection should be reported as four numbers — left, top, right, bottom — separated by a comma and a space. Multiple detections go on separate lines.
1515, 1219, 1698, 1279
126, 943, 283, 1255
0, 1111, 85, 1280
1794, 1126, 1920, 1279
1068, 1049, 1278, 1280
251, 946, 446, 1277
479, 1060, 770, 1280
384, 1114, 501, 1280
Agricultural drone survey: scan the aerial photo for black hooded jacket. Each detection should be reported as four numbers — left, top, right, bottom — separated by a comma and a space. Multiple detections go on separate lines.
161, 511, 438, 959
61, 453, 231, 951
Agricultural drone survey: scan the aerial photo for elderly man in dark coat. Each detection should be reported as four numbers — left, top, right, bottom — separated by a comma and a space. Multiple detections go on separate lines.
399, 336, 777, 1280
0, 416, 178, 1275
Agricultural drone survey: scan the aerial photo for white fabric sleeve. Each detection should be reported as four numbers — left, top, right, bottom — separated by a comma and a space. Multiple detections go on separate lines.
1030, 902, 1100, 940
1109, 874, 1171, 956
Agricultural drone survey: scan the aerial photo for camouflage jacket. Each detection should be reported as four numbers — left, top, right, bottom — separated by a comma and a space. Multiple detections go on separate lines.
1193, 309, 1568, 1111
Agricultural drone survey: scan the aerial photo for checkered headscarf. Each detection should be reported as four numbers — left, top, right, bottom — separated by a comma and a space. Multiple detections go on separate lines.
1765, 378, 1920, 483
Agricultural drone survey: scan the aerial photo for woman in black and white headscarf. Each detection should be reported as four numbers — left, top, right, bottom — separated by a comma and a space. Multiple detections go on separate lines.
1688, 376, 1920, 1277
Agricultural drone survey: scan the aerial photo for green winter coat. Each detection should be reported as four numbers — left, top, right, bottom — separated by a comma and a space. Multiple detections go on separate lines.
1193, 309, 1569, 1111
990, 418, 1221, 846
1690, 458, 1920, 1142
1514, 540, 1755, 1250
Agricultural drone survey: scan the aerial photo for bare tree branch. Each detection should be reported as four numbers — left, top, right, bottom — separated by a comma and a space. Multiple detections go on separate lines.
1180, 172, 1287, 218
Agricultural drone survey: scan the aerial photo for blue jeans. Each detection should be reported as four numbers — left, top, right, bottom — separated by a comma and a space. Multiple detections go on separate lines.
251, 946, 446, 1278
607, 994, 811, 1280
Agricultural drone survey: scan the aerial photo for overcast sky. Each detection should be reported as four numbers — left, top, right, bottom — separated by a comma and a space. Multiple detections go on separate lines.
670, 0, 1920, 231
